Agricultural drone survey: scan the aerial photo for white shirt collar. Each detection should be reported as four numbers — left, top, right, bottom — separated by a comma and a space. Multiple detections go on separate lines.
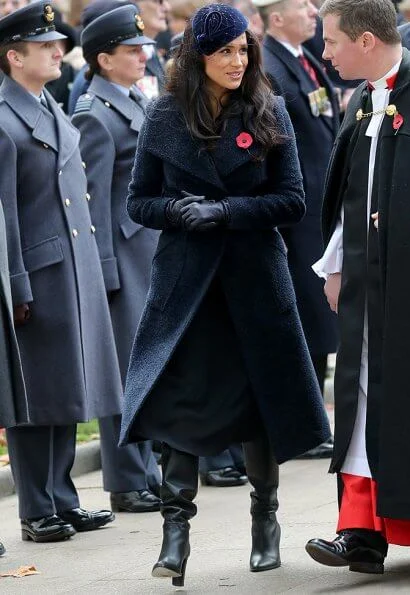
277, 40, 302, 59
369, 56, 402, 90
109, 81, 131, 96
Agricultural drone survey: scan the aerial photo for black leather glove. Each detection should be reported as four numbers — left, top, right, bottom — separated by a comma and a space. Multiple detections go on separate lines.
165, 191, 206, 227
180, 198, 230, 231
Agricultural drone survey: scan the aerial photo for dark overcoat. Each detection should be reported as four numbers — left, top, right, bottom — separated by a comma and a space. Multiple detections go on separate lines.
119, 94, 331, 463
0, 199, 28, 428
262, 35, 339, 355
323, 48, 410, 518
0, 75, 123, 426
72, 75, 159, 381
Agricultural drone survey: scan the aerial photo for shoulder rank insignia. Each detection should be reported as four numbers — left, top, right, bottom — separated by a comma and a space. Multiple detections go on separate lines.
73, 93, 95, 114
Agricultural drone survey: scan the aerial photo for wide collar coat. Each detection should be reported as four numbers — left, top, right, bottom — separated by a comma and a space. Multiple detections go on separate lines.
120, 94, 331, 463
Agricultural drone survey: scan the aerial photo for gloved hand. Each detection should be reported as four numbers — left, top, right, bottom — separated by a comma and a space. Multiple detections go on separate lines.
180, 196, 230, 231
165, 191, 206, 227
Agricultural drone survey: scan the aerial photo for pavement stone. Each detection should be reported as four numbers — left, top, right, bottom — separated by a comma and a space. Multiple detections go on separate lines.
1, 456, 410, 594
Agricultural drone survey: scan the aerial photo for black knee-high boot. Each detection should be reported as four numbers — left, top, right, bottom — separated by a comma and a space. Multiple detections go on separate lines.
152, 444, 198, 586
243, 432, 280, 572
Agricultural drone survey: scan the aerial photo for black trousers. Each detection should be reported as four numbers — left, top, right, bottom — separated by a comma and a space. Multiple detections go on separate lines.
7, 424, 79, 519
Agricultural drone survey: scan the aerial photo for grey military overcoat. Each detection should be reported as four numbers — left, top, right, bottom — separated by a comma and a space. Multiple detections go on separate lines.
0, 75, 123, 426
0, 199, 28, 428
72, 75, 159, 381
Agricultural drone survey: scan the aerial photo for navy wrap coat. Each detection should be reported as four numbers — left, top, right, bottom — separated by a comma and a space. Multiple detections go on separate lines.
0, 76, 123, 425
120, 94, 331, 463
72, 75, 159, 382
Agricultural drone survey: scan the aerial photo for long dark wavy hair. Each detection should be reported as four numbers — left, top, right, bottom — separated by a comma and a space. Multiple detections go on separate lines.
167, 24, 282, 159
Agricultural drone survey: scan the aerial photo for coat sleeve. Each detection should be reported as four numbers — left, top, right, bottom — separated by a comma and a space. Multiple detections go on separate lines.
127, 116, 169, 230
225, 99, 306, 230
0, 126, 33, 305
73, 112, 120, 292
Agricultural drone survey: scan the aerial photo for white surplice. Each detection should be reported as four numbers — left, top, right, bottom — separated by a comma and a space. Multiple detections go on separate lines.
312, 60, 402, 478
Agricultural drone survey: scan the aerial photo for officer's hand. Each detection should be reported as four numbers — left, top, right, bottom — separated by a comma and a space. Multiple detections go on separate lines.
165, 191, 206, 226
14, 303, 30, 325
324, 273, 341, 314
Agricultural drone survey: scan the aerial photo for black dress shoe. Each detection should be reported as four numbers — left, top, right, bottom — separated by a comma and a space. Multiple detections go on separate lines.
21, 515, 76, 543
110, 490, 161, 513
200, 467, 248, 487
58, 508, 114, 532
296, 437, 334, 459
0, 541, 5, 556
305, 530, 387, 574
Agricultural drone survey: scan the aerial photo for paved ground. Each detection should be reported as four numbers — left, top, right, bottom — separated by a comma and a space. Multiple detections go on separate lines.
1, 452, 410, 594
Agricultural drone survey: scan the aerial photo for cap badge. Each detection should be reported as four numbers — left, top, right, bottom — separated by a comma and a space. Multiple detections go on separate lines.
43, 4, 54, 23
135, 14, 145, 32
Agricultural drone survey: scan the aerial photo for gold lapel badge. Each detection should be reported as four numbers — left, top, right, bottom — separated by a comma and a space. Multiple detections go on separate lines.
135, 14, 145, 32
356, 104, 397, 121
43, 4, 54, 23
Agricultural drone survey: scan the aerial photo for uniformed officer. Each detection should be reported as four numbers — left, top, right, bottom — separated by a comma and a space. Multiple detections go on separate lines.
0, 1, 124, 542
72, 4, 161, 512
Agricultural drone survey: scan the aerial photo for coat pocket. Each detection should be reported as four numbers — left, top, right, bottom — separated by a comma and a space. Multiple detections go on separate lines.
23, 236, 64, 273
119, 218, 143, 240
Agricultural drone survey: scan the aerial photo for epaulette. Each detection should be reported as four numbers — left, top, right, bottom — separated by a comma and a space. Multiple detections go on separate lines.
73, 92, 95, 114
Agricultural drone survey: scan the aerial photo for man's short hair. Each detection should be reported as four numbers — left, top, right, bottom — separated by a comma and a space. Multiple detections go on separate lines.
0, 40, 27, 75
320, 0, 401, 44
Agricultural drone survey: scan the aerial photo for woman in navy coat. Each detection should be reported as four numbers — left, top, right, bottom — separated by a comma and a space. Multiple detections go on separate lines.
120, 4, 330, 586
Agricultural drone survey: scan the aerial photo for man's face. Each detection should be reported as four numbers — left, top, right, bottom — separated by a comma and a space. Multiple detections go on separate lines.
279, 0, 318, 45
322, 14, 364, 80
138, 0, 170, 36
0, 0, 27, 17
11, 41, 63, 86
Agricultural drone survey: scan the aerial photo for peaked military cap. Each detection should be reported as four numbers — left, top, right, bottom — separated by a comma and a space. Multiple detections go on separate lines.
0, 1, 67, 46
81, 4, 155, 59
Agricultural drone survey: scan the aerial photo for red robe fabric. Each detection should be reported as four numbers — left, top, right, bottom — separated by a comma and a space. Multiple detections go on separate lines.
337, 473, 410, 545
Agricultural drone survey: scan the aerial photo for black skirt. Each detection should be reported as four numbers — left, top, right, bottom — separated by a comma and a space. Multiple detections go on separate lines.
130, 276, 261, 456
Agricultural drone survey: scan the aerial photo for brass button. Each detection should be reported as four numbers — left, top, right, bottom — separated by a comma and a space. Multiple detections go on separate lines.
85, 193, 91, 201
43, 143, 49, 149
64, 198, 71, 207
104, 101, 111, 108
82, 161, 86, 169
72, 229, 78, 238
90, 225, 96, 234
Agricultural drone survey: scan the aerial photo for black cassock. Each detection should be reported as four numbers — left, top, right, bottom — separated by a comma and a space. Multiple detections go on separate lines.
322, 47, 410, 519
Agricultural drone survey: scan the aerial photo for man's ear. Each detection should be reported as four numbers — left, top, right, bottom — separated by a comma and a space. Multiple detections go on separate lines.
6, 49, 24, 69
361, 31, 376, 53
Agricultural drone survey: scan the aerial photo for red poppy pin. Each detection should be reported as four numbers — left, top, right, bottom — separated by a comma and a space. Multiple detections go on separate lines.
393, 112, 404, 135
236, 132, 253, 149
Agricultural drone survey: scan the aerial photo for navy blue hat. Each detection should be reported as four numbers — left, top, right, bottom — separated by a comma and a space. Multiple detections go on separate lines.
81, 0, 133, 29
192, 3, 248, 56
81, 5, 155, 59
0, 1, 67, 46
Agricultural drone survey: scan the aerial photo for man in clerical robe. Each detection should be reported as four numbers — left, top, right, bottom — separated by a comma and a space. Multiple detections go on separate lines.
305, 0, 410, 575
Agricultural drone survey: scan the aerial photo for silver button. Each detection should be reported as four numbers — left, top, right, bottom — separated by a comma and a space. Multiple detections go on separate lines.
90, 225, 96, 234
86, 193, 91, 201
104, 101, 111, 108
43, 143, 49, 149
82, 161, 86, 169
65, 199, 71, 207
58, 170, 62, 176
72, 229, 78, 238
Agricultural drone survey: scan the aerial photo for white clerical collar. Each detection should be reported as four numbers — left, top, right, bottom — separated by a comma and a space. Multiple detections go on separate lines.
369, 56, 402, 90
277, 39, 302, 59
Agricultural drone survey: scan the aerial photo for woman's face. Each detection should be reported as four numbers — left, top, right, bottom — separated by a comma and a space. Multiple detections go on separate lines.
203, 32, 248, 99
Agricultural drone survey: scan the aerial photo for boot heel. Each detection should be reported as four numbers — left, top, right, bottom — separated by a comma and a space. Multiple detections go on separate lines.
349, 561, 384, 575
172, 557, 188, 587
21, 531, 30, 541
